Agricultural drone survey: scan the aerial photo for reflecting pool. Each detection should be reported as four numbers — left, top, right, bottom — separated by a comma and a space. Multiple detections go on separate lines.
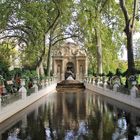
0, 89, 140, 140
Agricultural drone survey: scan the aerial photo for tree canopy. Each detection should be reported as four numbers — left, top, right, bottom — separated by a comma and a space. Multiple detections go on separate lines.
0, 0, 140, 76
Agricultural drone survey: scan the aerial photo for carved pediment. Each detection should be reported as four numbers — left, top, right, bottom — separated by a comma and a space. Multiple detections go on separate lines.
52, 42, 86, 57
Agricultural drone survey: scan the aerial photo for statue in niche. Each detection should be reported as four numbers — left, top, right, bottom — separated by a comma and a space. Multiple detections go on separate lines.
65, 67, 75, 80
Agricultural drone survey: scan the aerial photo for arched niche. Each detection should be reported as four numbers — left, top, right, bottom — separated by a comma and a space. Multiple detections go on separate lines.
65, 62, 75, 80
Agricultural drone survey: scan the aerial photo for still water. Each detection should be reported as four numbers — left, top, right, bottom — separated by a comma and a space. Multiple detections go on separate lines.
0, 89, 140, 140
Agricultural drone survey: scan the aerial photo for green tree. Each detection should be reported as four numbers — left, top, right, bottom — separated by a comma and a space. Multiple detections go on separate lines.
45, 0, 78, 76
119, 0, 139, 74
0, 0, 61, 77
74, 0, 123, 74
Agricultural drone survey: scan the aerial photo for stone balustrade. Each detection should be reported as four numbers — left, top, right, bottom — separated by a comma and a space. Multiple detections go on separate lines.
85, 75, 140, 96
85, 75, 140, 109
0, 75, 139, 122
0, 76, 57, 106
0, 76, 57, 123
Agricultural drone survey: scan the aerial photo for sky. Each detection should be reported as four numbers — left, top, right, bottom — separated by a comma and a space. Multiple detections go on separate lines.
119, 32, 140, 61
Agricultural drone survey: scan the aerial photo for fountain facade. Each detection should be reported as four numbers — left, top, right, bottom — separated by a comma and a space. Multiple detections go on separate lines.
52, 42, 88, 81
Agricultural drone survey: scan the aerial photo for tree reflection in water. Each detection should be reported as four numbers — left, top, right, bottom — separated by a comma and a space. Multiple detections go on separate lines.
112, 112, 128, 140
1, 90, 140, 140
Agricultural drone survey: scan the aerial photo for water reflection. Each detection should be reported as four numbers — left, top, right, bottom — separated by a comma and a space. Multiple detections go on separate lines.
0, 90, 140, 140
7, 128, 21, 140
134, 125, 140, 140
112, 112, 128, 140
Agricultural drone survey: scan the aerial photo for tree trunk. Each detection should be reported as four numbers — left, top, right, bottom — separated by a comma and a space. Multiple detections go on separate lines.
46, 32, 53, 77
36, 66, 40, 79
39, 62, 45, 76
119, 0, 136, 74
36, 61, 45, 78
35, 35, 46, 78
95, 29, 102, 75
126, 31, 135, 73
46, 43, 51, 76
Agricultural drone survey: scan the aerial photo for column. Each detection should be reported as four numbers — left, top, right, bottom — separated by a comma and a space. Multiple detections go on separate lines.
53, 59, 57, 76
61, 60, 64, 80
76, 59, 79, 80
85, 58, 88, 77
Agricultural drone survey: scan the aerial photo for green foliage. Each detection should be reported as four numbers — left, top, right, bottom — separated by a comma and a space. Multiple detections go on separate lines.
135, 60, 140, 70
0, 0, 61, 69
21, 70, 38, 80
0, 0, 138, 76
74, 0, 125, 74
0, 42, 17, 76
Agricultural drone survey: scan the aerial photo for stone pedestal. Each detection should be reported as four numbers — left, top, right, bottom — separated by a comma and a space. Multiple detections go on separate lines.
130, 81, 138, 99
19, 79, 27, 100
113, 83, 119, 92
33, 80, 38, 93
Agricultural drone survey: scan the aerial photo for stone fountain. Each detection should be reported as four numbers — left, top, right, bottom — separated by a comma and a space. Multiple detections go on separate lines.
56, 71, 85, 92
